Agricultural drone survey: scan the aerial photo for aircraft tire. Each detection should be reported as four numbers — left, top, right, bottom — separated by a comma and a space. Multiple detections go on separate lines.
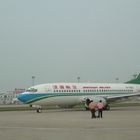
36, 108, 42, 113
104, 105, 110, 110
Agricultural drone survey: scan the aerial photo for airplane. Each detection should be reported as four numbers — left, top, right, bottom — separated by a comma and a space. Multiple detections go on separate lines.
17, 73, 140, 112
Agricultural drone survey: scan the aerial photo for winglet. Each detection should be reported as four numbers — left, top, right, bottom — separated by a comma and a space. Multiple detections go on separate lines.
125, 73, 140, 84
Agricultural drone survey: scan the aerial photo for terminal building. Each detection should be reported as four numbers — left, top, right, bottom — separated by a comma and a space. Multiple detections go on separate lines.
0, 88, 25, 104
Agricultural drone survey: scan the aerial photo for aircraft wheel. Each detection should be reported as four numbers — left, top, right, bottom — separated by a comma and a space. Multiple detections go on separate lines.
36, 108, 42, 113
104, 105, 110, 110
85, 107, 89, 110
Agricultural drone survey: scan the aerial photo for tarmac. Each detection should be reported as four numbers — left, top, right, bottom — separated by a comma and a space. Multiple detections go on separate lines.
0, 106, 140, 140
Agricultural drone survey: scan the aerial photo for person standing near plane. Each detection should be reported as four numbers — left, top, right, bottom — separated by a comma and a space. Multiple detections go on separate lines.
97, 100, 104, 118
88, 100, 97, 119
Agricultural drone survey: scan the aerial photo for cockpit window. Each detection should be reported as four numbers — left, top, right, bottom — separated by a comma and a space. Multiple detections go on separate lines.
26, 88, 37, 92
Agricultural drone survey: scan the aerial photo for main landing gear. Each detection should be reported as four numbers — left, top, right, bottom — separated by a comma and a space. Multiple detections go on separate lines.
104, 104, 110, 110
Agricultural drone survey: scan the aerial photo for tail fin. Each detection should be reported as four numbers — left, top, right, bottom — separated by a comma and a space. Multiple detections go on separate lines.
125, 73, 140, 84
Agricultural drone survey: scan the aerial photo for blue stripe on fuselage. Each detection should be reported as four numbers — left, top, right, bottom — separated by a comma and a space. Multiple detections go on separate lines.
17, 92, 51, 103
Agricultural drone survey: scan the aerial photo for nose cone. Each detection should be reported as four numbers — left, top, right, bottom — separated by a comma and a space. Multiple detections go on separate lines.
16, 93, 28, 103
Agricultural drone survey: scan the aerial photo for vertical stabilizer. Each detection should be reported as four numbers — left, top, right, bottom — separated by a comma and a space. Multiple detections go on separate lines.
125, 73, 140, 84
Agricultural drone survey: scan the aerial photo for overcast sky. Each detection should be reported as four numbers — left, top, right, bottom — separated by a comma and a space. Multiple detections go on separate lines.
0, 0, 140, 91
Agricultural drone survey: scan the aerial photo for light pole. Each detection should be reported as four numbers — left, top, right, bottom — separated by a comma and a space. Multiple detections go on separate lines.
116, 78, 119, 83
32, 76, 35, 86
77, 76, 80, 83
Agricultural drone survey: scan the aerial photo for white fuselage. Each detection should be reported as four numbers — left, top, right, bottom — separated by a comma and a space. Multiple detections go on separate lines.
17, 83, 140, 107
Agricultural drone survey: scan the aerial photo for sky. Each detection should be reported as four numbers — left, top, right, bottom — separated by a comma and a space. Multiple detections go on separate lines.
0, 0, 140, 91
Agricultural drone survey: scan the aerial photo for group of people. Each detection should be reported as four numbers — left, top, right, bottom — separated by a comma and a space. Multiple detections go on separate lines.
86, 99, 104, 119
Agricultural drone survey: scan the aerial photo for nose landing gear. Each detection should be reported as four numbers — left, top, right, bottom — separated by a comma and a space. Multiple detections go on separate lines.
30, 105, 42, 113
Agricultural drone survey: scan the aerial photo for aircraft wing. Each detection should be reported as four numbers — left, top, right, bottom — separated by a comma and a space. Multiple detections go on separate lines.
107, 93, 140, 103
